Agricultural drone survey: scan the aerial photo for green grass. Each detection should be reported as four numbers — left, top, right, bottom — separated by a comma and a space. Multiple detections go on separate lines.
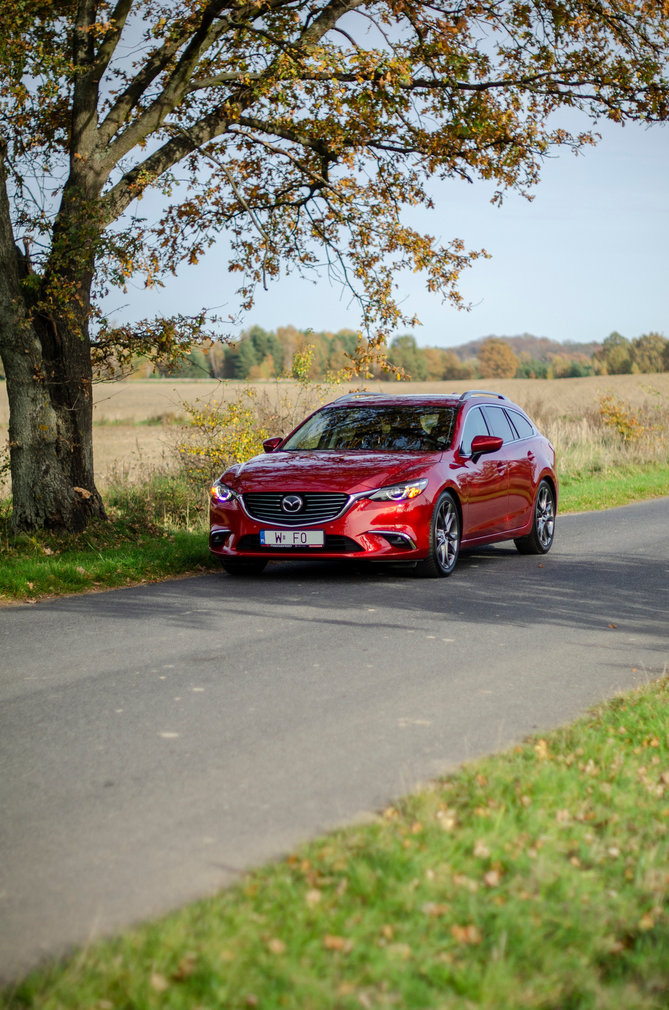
3, 677, 667, 1009
0, 477, 217, 603
0, 523, 216, 601
1, 463, 668, 603
559, 462, 669, 513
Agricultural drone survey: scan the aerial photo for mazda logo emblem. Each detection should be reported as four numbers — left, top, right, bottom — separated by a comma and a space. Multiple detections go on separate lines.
281, 494, 304, 514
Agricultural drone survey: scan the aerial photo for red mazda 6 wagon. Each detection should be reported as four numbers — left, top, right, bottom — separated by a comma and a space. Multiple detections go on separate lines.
209, 390, 557, 577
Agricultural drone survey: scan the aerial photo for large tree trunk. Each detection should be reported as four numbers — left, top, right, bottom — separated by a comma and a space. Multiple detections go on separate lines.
0, 146, 105, 533
2, 315, 106, 533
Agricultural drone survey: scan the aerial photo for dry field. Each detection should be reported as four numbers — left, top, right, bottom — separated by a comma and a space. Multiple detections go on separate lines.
2, 373, 669, 490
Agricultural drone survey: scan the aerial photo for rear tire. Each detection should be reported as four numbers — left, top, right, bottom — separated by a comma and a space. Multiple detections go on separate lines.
415, 491, 460, 578
220, 559, 268, 576
514, 480, 555, 555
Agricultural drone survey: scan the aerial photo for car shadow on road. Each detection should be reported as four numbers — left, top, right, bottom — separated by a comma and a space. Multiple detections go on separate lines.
35, 542, 669, 651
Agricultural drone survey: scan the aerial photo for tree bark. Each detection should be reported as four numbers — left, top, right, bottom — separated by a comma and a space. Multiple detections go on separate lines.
0, 147, 105, 532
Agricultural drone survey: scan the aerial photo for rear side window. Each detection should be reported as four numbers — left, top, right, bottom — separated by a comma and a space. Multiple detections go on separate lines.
506, 409, 534, 439
482, 406, 516, 443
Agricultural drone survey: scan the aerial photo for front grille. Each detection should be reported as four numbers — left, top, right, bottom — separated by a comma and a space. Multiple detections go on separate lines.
237, 534, 363, 554
242, 492, 350, 526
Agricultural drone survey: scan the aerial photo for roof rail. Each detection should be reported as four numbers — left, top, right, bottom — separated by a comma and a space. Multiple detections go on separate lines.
333, 390, 384, 401
458, 389, 508, 402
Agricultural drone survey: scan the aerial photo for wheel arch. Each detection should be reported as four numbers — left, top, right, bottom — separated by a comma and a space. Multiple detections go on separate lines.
539, 473, 558, 511
439, 483, 463, 524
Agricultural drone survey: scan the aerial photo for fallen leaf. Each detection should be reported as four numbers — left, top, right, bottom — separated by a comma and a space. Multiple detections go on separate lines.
534, 739, 549, 760
451, 924, 482, 945
172, 953, 197, 980
484, 870, 501, 887
323, 934, 354, 952
150, 972, 169, 993
422, 902, 449, 917
267, 937, 286, 955
453, 873, 479, 893
305, 888, 322, 907
388, 943, 412, 960
436, 808, 457, 830
474, 840, 491, 859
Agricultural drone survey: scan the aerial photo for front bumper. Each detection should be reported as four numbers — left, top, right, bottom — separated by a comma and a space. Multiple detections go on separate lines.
209, 494, 431, 562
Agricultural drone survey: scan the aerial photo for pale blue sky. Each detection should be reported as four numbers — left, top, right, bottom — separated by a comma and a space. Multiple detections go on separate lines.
106, 121, 669, 350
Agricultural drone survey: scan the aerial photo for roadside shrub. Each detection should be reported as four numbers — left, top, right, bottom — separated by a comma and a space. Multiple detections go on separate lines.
175, 386, 272, 488
598, 393, 646, 443
518, 391, 669, 481
174, 347, 345, 487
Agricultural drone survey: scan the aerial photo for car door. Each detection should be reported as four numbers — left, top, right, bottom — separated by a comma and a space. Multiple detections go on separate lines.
455, 406, 509, 540
482, 405, 533, 531
503, 408, 539, 530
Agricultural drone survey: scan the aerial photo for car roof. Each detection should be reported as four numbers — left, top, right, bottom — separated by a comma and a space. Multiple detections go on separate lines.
327, 390, 513, 408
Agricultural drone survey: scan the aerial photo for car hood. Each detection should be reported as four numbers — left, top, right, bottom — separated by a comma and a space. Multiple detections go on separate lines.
224, 450, 440, 493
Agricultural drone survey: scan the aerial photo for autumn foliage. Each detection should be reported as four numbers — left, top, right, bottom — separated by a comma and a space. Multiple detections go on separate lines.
1, 1, 668, 529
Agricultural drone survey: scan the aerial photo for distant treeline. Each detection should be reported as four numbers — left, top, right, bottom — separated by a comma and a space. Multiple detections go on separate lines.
133, 326, 669, 381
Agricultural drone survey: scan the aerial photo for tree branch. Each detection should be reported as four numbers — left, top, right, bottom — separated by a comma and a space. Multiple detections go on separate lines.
97, 0, 240, 152
101, 106, 233, 219
300, 0, 367, 48
92, 0, 135, 85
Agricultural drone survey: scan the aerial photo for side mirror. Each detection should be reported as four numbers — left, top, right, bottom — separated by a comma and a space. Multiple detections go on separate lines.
262, 436, 284, 453
470, 434, 503, 460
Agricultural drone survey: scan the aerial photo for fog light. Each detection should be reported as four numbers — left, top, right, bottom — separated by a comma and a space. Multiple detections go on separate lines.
210, 530, 231, 547
377, 532, 416, 549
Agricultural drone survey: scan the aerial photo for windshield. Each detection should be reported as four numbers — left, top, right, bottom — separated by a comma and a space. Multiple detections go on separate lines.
282, 403, 457, 452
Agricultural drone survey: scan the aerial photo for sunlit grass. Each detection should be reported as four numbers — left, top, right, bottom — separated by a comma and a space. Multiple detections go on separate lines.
559, 462, 669, 512
0, 480, 216, 603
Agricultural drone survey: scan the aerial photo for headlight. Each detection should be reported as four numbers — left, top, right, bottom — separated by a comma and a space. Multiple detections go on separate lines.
369, 479, 428, 502
210, 481, 238, 503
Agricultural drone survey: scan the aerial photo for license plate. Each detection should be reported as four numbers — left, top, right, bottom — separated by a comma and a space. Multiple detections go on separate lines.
260, 529, 324, 548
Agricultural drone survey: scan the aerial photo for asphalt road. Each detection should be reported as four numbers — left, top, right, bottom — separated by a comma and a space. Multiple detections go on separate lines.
1, 499, 668, 982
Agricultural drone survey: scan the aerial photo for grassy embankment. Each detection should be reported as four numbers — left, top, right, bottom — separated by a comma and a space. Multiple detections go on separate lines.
3, 676, 668, 1008
1, 374, 668, 603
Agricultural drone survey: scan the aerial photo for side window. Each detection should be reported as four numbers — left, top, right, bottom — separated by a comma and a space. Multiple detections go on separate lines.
506, 409, 534, 439
460, 407, 489, 456
482, 406, 516, 443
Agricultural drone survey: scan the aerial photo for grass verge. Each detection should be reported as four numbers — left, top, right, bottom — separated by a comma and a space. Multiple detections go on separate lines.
558, 462, 669, 513
3, 676, 668, 1009
1, 463, 668, 603
0, 478, 217, 603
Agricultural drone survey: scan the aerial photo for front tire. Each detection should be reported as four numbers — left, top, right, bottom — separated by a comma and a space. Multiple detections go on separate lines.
415, 491, 461, 578
514, 480, 555, 555
220, 558, 268, 576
